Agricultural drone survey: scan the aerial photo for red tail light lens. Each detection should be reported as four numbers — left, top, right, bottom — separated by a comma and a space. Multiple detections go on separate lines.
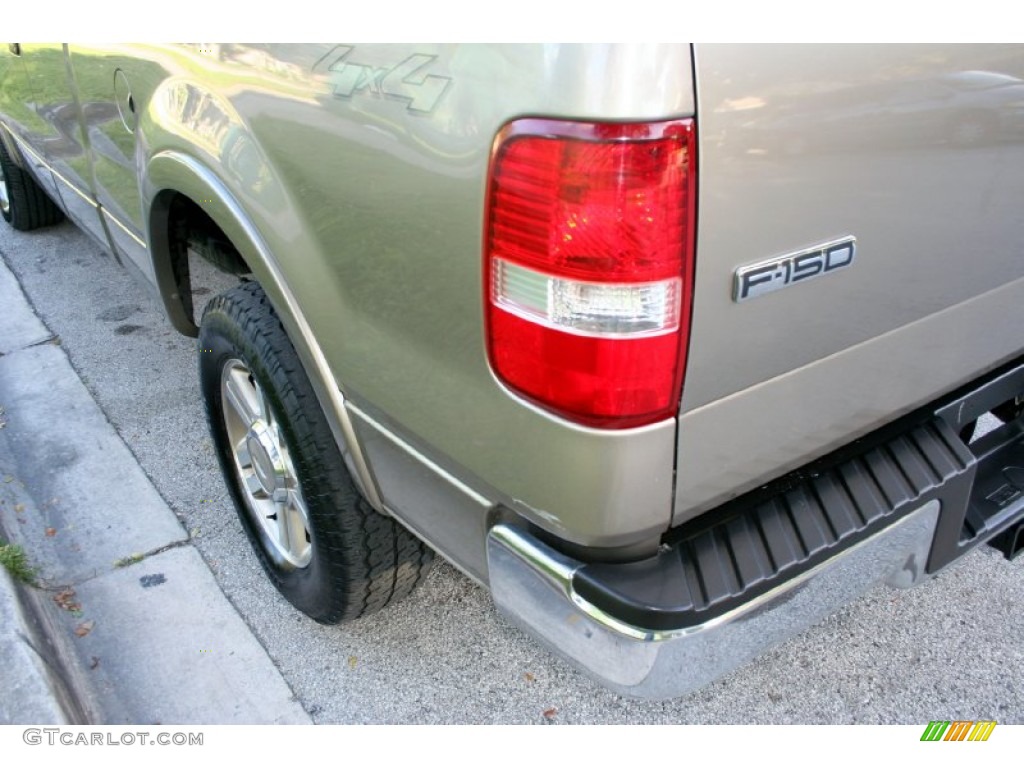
485, 118, 697, 428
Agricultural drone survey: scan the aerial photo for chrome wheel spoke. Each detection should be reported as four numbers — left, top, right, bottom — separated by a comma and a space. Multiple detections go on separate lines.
245, 473, 265, 497
274, 492, 309, 561
258, 386, 275, 429
224, 367, 262, 426
271, 500, 293, 554
235, 437, 252, 469
287, 489, 311, 545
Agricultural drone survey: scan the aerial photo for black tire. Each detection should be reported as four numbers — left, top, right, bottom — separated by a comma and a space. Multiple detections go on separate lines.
0, 140, 64, 231
199, 281, 433, 623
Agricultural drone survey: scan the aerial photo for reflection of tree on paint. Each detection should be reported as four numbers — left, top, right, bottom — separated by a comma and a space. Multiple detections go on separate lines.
735, 70, 1024, 156
159, 80, 277, 199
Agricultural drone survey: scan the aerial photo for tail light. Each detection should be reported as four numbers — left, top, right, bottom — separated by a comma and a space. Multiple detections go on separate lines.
484, 118, 697, 429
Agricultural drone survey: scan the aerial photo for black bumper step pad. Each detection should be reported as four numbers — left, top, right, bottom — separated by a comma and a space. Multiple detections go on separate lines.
574, 419, 975, 632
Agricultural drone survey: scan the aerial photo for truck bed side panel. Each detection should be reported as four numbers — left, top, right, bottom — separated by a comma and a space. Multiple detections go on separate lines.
676, 44, 1024, 524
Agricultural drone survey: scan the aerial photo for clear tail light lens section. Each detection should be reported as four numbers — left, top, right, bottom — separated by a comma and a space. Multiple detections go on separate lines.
485, 118, 697, 429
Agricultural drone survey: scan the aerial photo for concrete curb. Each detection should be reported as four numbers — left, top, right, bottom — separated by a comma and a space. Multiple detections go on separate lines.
0, 566, 87, 724
0, 255, 311, 725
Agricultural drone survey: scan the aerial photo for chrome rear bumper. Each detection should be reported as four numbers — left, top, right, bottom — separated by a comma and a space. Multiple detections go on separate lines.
487, 501, 939, 699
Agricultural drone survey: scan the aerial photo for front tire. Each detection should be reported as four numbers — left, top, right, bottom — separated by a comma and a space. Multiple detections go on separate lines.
199, 281, 433, 623
0, 140, 64, 231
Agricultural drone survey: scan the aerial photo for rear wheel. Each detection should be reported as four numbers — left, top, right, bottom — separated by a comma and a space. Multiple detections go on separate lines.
0, 140, 64, 231
199, 281, 433, 623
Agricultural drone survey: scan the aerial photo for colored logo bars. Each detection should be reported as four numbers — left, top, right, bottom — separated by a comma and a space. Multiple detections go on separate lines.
921, 721, 997, 741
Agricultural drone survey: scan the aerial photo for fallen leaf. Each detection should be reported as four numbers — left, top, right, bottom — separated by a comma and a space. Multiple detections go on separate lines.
89, 656, 100, 670
543, 707, 557, 719
347, 656, 358, 669
3, 476, 14, 483
524, 672, 535, 683
53, 588, 81, 613
45, 527, 57, 537
14, 503, 24, 513
74, 620, 94, 638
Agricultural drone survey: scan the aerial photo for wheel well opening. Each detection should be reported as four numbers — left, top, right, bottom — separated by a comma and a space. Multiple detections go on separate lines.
168, 195, 250, 277
152, 190, 252, 335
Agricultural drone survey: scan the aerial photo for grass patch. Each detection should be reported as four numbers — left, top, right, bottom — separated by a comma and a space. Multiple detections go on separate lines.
113, 553, 144, 568
0, 540, 37, 585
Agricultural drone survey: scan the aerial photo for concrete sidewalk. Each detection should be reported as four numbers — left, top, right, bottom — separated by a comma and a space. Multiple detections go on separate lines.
0, 257, 310, 725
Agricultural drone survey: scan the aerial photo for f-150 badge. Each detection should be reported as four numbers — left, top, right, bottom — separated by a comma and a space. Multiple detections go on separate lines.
733, 236, 856, 302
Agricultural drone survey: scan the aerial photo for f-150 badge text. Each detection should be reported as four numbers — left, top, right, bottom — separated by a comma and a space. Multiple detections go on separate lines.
733, 237, 857, 302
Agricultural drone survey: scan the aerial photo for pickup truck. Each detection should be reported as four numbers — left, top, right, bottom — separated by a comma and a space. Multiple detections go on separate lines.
2, 43, 1022, 700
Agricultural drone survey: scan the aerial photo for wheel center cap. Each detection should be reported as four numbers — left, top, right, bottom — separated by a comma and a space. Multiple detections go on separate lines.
246, 421, 286, 497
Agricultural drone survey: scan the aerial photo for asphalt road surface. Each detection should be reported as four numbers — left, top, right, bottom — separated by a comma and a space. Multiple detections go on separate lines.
1, 219, 1022, 724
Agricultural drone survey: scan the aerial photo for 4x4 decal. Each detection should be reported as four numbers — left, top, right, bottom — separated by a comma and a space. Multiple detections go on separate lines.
316, 45, 452, 115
